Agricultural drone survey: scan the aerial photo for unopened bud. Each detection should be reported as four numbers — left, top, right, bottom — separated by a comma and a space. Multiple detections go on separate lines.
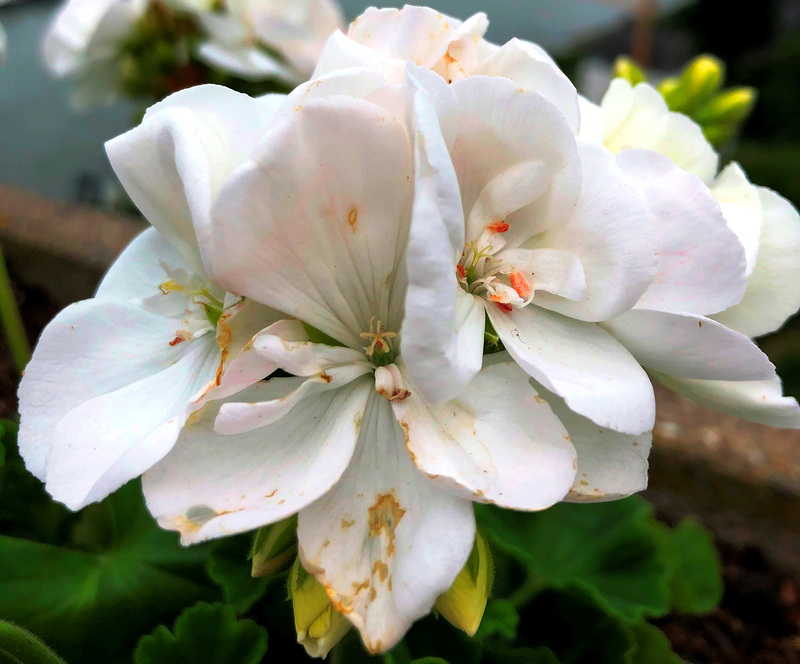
250, 515, 297, 578
701, 123, 736, 147
664, 55, 725, 113
695, 87, 757, 126
435, 530, 494, 636
290, 558, 351, 658
612, 56, 647, 86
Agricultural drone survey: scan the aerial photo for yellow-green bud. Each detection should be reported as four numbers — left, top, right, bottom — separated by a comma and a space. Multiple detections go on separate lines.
664, 55, 725, 113
695, 87, 757, 126
290, 558, 351, 658
612, 56, 647, 86
435, 530, 494, 636
250, 515, 297, 578
701, 123, 736, 147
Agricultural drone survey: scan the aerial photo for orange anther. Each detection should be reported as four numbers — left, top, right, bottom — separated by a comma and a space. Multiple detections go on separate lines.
510, 270, 531, 299
456, 264, 467, 279
169, 336, 185, 347
486, 221, 509, 233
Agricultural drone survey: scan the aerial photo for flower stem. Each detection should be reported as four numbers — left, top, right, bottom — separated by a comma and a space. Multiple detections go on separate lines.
508, 572, 543, 611
0, 620, 67, 664
0, 244, 31, 373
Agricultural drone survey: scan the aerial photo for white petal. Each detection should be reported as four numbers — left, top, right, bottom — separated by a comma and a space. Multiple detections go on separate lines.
215, 363, 373, 435
529, 141, 657, 321
713, 188, 800, 338
401, 70, 483, 404
210, 96, 413, 347
391, 361, 577, 510
196, 42, 300, 83
442, 76, 581, 247
602, 80, 719, 183
191, 298, 284, 406
95, 227, 182, 301
536, 384, 651, 502
604, 309, 775, 381
471, 38, 579, 133
487, 305, 655, 435
710, 162, 762, 276
653, 371, 800, 429
577, 95, 606, 144
497, 248, 586, 300
143, 376, 372, 544
298, 393, 475, 653
345, 6, 486, 71
18, 300, 218, 507
313, 29, 384, 77
616, 149, 746, 315
106, 85, 271, 275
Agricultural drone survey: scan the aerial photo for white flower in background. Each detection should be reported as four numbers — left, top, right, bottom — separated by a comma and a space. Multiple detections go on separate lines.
580, 79, 800, 428
17, 86, 282, 510
196, 0, 345, 83
313, 4, 580, 132
42, 0, 147, 107
141, 75, 581, 651
399, 69, 658, 444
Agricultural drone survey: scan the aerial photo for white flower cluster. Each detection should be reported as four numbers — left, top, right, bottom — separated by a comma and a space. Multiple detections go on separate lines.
20, 5, 800, 654
41, 0, 345, 105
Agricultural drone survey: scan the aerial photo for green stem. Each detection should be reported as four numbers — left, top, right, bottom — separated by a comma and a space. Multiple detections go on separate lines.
0, 620, 68, 664
0, 244, 30, 373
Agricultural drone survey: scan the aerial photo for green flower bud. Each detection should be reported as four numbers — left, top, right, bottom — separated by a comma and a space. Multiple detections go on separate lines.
435, 530, 494, 636
694, 87, 757, 126
250, 514, 297, 578
290, 558, 351, 658
701, 122, 737, 147
664, 55, 725, 113
612, 56, 647, 86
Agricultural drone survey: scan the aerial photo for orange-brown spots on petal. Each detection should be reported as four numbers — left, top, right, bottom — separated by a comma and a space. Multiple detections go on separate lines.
348, 207, 359, 233
486, 221, 509, 234
372, 560, 389, 582
510, 270, 531, 299
264, 489, 278, 498
368, 491, 406, 558
320, 372, 333, 384
494, 302, 513, 313
341, 518, 355, 529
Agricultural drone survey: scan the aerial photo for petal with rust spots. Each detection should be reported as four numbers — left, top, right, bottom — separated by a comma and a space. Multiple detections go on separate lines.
390, 360, 577, 510
534, 382, 652, 502
193, 298, 284, 406
298, 393, 474, 653
18, 299, 219, 508
209, 96, 413, 348
215, 363, 373, 435
143, 376, 372, 545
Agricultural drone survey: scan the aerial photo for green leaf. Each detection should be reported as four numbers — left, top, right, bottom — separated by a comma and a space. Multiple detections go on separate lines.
0, 621, 67, 664
475, 600, 519, 641
207, 535, 270, 614
410, 659, 450, 664
517, 585, 633, 664
476, 498, 670, 619
133, 602, 268, 664
0, 482, 215, 663
627, 622, 682, 664
657, 518, 723, 614
487, 647, 561, 664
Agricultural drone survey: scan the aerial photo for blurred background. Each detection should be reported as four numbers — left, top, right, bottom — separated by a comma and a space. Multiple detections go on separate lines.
1, 1, 800, 661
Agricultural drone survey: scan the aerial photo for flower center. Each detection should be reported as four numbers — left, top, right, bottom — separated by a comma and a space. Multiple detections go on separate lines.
456, 224, 534, 313
360, 317, 398, 367
159, 276, 225, 347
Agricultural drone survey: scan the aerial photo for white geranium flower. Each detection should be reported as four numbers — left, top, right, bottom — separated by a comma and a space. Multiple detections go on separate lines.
17, 86, 283, 510
313, 4, 580, 132
196, 0, 345, 83
142, 76, 580, 651
42, 0, 147, 107
398, 68, 658, 440
580, 79, 800, 427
